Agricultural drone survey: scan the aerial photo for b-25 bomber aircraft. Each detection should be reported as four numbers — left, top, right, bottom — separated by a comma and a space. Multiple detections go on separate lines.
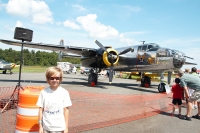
0, 39, 196, 92
0, 59, 19, 74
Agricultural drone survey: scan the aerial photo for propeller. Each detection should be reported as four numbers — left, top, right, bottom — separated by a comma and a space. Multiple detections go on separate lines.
118, 47, 133, 55
184, 56, 194, 60
95, 40, 133, 83
95, 40, 106, 51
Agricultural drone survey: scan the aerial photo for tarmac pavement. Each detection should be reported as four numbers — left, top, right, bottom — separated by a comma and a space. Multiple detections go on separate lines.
0, 72, 200, 133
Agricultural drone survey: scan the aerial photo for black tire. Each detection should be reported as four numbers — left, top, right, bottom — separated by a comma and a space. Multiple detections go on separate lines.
3, 70, 6, 74
88, 73, 98, 85
141, 76, 151, 87
158, 83, 166, 92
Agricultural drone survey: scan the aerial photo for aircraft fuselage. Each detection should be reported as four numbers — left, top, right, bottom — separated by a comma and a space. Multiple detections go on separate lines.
81, 43, 186, 72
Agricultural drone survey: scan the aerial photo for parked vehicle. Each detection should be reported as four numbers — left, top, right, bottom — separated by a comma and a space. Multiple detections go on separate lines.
83, 68, 90, 75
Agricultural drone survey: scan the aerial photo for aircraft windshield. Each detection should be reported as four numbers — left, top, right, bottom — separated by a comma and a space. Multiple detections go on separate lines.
147, 44, 160, 51
138, 44, 160, 52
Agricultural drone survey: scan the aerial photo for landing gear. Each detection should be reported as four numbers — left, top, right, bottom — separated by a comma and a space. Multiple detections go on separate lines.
141, 76, 151, 87
2, 70, 6, 74
2, 70, 13, 75
158, 83, 166, 92
88, 69, 98, 86
88, 73, 98, 85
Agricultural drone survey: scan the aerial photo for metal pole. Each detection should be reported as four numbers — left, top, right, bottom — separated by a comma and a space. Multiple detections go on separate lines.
18, 40, 24, 86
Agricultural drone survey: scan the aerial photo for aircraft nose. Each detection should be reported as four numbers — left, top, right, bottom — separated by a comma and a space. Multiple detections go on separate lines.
10, 63, 16, 68
172, 50, 186, 69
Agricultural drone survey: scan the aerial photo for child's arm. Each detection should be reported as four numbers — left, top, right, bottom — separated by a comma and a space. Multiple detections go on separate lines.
64, 107, 69, 133
171, 86, 174, 93
38, 107, 44, 133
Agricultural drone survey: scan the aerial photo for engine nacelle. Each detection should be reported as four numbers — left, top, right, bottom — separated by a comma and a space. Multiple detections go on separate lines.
102, 48, 119, 67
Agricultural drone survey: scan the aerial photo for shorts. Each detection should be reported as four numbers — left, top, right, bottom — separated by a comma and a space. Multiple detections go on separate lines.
188, 90, 200, 102
43, 130, 63, 133
172, 98, 182, 105
188, 87, 195, 96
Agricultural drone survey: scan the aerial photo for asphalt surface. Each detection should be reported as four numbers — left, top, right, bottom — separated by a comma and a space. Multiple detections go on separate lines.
0, 72, 200, 133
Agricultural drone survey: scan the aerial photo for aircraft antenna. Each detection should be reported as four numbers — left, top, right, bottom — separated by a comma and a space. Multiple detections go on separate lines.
140, 41, 145, 44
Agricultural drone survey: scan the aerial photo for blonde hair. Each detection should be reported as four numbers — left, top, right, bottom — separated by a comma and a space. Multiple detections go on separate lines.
45, 66, 63, 83
185, 68, 190, 73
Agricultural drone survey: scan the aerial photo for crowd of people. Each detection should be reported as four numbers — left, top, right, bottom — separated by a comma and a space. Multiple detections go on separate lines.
170, 67, 200, 121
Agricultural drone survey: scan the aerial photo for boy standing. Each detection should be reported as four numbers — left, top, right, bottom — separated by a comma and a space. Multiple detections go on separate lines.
36, 67, 72, 133
171, 78, 184, 118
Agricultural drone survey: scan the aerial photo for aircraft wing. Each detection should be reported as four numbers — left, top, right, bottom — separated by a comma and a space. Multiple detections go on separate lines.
0, 39, 97, 56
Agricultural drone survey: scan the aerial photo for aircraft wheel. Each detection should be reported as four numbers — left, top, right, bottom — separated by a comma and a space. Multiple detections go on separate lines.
158, 83, 166, 92
3, 70, 6, 74
88, 73, 98, 85
141, 76, 151, 87
10, 72, 13, 75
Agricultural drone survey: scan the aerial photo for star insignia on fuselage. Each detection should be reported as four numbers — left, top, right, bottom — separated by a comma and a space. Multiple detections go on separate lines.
137, 53, 146, 63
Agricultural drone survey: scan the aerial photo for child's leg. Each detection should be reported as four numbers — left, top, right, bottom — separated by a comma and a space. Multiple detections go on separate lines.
172, 104, 175, 114
178, 105, 181, 114
194, 101, 198, 108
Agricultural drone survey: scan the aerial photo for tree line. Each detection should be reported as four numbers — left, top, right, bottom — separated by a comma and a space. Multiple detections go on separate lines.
0, 48, 80, 66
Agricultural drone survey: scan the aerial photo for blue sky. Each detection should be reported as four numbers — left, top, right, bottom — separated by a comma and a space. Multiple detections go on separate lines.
0, 0, 200, 70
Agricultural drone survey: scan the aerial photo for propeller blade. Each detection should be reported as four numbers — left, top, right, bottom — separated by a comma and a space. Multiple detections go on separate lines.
118, 47, 133, 55
184, 56, 194, 60
95, 40, 106, 51
109, 66, 114, 83
184, 62, 197, 65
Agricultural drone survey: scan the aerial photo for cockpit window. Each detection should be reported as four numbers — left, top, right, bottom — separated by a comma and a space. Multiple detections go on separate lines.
157, 48, 170, 57
147, 45, 153, 50
148, 44, 160, 51
138, 44, 160, 52
142, 45, 147, 51
138, 46, 142, 51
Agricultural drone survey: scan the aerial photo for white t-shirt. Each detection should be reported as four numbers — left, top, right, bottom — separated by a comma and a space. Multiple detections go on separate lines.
36, 86, 72, 131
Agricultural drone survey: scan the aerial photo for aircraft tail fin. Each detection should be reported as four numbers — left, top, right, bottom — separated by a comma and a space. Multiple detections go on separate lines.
58, 39, 64, 61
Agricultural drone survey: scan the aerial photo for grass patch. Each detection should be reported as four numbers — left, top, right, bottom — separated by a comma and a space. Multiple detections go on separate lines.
12, 66, 49, 73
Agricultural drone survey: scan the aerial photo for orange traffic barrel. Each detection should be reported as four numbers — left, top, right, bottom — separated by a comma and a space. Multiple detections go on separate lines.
15, 86, 43, 133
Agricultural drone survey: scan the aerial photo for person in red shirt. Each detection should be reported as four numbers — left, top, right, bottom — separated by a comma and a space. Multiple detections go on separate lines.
171, 78, 184, 118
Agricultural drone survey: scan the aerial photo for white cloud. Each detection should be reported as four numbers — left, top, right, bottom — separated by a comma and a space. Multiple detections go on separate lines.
6, 0, 53, 24
63, 20, 80, 29
6, 0, 31, 17
0, 0, 6, 10
119, 33, 140, 46
76, 14, 119, 39
72, 4, 86, 11
16, 21, 23, 27
62, 14, 139, 45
